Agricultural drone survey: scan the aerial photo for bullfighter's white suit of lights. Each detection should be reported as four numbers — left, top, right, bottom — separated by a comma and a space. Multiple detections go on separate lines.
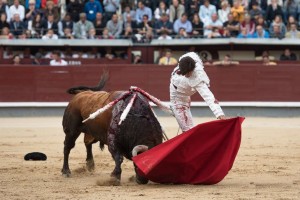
170, 52, 224, 132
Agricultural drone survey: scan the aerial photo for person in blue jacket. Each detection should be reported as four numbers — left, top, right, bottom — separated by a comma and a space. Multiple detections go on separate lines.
84, 0, 103, 21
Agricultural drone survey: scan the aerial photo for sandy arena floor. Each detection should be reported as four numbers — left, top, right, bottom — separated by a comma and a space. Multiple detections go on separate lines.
0, 116, 299, 200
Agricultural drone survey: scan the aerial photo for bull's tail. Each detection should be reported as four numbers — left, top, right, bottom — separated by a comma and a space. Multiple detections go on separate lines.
67, 71, 109, 95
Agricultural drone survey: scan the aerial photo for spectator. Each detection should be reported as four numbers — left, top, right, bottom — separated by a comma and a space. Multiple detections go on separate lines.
158, 49, 177, 65
269, 15, 286, 36
237, 27, 253, 38
240, 0, 249, 9
191, 12, 203, 38
198, 0, 216, 24
240, 14, 255, 35
175, 27, 189, 39
87, 27, 98, 39
249, 2, 263, 21
24, 0, 40, 22
0, 27, 12, 38
123, 14, 137, 39
270, 24, 286, 39
87, 47, 101, 58
203, 13, 223, 38
133, 54, 142, 64
101, 27, 112, 39
25, 0, 40, 9
142, 0, 156, 11
223, 13, 239, 37
12, 54, 21, 65
43, 0, 59, 22
218, 0, 230, 24
231, 0, 244, 22
27, 13, 42, 37
42, 28, 58, 39
106, 13, 123, 38
74, 12, 94, 39
9, 0, 25, 21
50, 51, 68, 66
136, 14, 153, 42
58, 13, 74, 37
185, 0, 200, 20
158, 29, 172, 39
249, 0, 268, 13
282, 0, 298, 23
255, 14, 268, 30
0, 0, 10, 22
9, 13, 26, 37
212, 54, 239, 66
61, 27, 74, 39
280, 48, 297, 61
255, 50, 275, 61
84, 0, 103, 22
265, 0, 283, 25
67, 0, 84, 22
262, 55, 277, 66
173, 13, 192, 34
285, 23, 300, 38
41, 14, 58, 35
104, 47, 117, 59
135, 1, 152, 23
267, 0, 283, 6
169, 0, 184, 23
286, 15, 297, 31
40, 0, 58, 9
103, 0, 120, 19
154, 1, 169, 21
154, 13, 173, 36
32, 52, 43, 65
0, 13, 9, 29
122, 5, 136, 23
93, 12, 106, 36
252, 24, 270, 38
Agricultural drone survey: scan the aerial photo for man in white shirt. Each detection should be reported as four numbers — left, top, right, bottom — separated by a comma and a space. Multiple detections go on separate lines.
198, 0, 216, 24
50, 51, 68, 66
203, 13, 223, 37
170, 52, 225, 132
42, 29, 59, 40
9, 0, 25, 21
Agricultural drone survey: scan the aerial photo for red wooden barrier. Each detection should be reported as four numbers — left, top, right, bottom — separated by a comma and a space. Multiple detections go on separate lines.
0, 64, 300, 102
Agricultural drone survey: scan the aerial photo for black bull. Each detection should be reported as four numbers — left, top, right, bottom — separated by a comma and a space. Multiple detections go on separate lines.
61, 77, 163, 184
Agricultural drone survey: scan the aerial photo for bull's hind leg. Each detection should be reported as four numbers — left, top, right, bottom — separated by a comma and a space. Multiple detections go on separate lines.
84, 133, 96, 172
62, 130, 81, 177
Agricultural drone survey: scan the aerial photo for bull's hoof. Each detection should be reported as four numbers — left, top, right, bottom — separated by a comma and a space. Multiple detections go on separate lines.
61, 169, 71, 178
136, 176, 149, 184
109, 177, 121, 186
86, 159, 95, 172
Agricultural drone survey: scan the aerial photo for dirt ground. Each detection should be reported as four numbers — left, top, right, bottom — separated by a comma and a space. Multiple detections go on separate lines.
0, 116, 299, 200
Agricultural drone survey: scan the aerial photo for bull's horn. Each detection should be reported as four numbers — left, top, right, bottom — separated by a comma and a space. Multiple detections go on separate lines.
132, 145, 149, 157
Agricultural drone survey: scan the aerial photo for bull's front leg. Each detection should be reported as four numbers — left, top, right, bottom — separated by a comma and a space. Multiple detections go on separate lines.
107, 128, 123, 185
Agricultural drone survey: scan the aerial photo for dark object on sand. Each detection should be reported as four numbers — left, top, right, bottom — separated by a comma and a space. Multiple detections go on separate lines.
24, 152, 47, 161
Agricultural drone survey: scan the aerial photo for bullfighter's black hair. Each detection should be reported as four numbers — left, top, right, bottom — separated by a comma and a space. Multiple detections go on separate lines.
178, 56, 196, 75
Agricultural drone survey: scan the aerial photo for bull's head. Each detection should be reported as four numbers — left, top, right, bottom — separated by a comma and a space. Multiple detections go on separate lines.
132, 145, 149, 184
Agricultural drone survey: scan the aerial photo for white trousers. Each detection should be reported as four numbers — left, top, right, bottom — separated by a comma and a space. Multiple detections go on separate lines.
171, 104, 194, 132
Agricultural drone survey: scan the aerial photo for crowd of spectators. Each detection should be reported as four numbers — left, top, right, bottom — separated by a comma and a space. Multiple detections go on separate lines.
0, 0, 300, 41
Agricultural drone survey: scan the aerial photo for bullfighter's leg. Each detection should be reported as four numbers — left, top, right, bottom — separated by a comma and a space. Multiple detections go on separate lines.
84, 133, 96, 172
62, 130, 81, 177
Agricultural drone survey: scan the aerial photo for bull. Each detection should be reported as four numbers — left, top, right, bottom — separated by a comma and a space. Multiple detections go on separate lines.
61, 73, 163, 184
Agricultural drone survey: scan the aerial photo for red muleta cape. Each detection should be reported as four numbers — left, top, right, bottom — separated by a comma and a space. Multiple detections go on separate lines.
132, 117, 245, 184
